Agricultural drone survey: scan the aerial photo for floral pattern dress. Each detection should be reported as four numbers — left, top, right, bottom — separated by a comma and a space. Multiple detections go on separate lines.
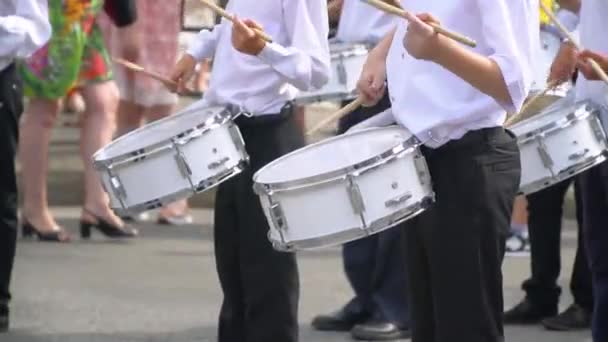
19, 0, 113, 99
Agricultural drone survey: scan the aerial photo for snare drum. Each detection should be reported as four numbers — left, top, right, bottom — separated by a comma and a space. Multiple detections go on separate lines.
253, 126, 434, 251
511, 100, 608, 195
295, 42, 369, 105
93, 106, 249, 215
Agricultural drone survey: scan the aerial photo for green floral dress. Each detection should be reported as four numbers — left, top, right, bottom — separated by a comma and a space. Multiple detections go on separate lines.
19, 0, 113, 99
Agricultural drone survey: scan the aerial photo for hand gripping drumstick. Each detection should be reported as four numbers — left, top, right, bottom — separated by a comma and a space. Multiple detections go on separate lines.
362, 0, 477, 48
539, 2, 608, 85
306, 97, 364, 136
504, 80, 560, 128
198, 0, 273, 43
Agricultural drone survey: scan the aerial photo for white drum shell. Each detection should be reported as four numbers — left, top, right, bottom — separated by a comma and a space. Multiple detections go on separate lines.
94, 107, 248, 214
295, 43, 368, 105
254, 127, 434, 251
512, 101, 608, 194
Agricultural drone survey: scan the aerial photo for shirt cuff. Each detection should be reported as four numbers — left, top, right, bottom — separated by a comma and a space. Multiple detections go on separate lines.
257, 42, 289, 67
490, 55, 529, 114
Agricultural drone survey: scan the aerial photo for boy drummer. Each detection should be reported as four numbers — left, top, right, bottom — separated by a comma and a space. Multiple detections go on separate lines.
169, 1, 330, 341
356, 1, 538, 341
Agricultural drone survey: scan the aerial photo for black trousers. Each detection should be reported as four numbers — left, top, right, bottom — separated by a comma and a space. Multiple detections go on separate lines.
213, 112, 304, 342
0, 64, 22, 308
403, 127, 520, 342
338, 95, 410, 327
522, 177, 593, 311
578, 162, 608, 342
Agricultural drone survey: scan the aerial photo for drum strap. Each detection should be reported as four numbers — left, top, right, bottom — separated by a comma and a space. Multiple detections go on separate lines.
234, 101, 295, 127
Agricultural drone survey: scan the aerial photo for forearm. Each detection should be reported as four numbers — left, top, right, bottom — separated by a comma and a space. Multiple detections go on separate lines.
328, 0, 343, 24
370, 28, 396, 61
433, 37, 513, 108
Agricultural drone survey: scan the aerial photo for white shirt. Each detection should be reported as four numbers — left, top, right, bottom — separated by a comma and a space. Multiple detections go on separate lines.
186, 0, 331, 115
0, 0, 50, 71
386, 0, 538, 147
335, 0, 398, 45
575, 0, 608, 107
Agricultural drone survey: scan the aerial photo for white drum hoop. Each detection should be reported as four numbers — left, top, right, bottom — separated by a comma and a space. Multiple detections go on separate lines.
94, 106, 249, 214
515, 101, 608, 194
253, 133, 434, 251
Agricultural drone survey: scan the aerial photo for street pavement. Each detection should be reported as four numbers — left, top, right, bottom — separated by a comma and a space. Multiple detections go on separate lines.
3, 208, 590, 342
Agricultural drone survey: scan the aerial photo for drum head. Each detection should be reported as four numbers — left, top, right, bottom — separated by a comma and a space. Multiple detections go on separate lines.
95, 105, 228, 161
507, 85, 572, 126
255, 126, 412, 185
510, 100, 595, 136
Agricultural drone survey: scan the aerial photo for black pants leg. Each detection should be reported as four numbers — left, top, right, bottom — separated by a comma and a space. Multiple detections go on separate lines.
523, 177, 593, 311
403, 128, 520, 342
0, 64, 22, 310
579, 163, 608, 342
339, 93, 410, 326
214, 114, 304, 342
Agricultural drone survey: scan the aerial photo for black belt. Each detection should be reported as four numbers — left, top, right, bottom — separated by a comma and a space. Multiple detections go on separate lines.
233, 102, 294, 127
422, 127, 514, 157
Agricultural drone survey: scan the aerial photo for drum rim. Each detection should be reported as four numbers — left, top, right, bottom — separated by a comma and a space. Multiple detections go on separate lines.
512, 100, 601, 144
93, 106, 235, 168
253, 126, 420, 193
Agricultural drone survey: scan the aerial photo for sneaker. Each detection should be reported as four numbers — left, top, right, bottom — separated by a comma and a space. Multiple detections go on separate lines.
504, 299, 558, 325
542, 303, 591, 331
506, 231, 530, 257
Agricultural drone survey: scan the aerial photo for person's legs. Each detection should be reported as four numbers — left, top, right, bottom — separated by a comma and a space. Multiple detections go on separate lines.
0, 64, 24, 332
570, 178, 594, 312
115, 99, 145, 137
409, 128, 520, 342
579, 163, 608, 342
19, 98, 65, 232
78, 81, 125, 227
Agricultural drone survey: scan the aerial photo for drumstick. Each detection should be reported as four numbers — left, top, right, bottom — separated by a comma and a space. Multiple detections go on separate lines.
539, 2, 608, 86
306, 97, 364, 136
198, 0, 273, 43
113, 57, 177, 86
362, 0, 477, 48
504, 80, 560, 128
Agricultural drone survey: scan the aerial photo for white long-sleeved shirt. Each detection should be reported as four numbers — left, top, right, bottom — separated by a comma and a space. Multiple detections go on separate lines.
386, 0, 539, 147
186, 0, 331, 115
335, 0, 398, 45
0, 0, 51, 72
575, 0, 608, 107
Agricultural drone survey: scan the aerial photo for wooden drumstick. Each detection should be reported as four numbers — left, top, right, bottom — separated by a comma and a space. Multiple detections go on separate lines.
306, 97, 364, 136
198, 0, 273, 43
113, 57, 178, 86
504, 80, 560, 128
362, 0, 477, 48
540, 2, 608, 85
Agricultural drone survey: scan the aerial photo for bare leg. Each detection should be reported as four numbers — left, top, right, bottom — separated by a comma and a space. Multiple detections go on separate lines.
19, 98, 64, 232
511, 196, 528, 226
78, 81, 125, 227
115, 99, 145, 138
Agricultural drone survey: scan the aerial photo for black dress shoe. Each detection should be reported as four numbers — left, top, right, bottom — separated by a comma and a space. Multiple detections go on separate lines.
80, 209, 138, 239
503, 299, 558, 325
351, 321, 411, 341
542, 303, 591, 331
0, 305, 8, 333
311, 308, 369, 331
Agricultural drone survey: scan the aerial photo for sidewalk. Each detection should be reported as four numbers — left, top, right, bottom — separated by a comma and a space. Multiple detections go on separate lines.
4, 209, 590, 342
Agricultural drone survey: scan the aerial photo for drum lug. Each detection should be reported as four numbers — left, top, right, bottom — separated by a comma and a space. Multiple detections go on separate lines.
346, 175, 365, 215
107, 170, 127, 205
569, 148, 590, 161
174, 150, 193, 177
413, 154, 431, 185
208, 157, 230, 170
385, 192, 413, 208
536, 137, 554, 170
269, 202, 287, 232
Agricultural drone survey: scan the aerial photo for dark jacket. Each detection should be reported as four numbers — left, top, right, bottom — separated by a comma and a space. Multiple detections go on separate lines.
103, 0, 138, 27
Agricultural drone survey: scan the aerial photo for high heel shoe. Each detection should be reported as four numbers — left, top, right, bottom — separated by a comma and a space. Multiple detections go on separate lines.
21, 221, 71, 242
80, 208, 138, 239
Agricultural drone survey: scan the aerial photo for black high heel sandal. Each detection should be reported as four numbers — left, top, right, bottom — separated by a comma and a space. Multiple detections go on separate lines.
79, 208, 138, 239
21, 221, 71, 242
